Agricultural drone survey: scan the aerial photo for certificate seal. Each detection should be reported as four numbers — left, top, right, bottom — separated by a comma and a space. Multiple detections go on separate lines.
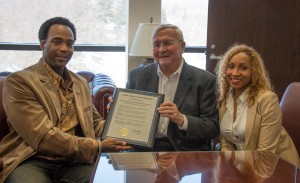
120, 128, 129, 137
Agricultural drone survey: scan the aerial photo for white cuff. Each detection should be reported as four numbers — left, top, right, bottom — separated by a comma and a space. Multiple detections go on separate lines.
178, 114, 188, 131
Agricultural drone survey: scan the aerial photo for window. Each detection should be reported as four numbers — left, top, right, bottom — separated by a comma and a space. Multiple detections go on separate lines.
0, 0, 127, 87
0, 0, 208, 88
162, 0, 208, 70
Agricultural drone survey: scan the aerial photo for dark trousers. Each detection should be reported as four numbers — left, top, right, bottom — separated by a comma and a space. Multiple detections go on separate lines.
5, 157, 95, 183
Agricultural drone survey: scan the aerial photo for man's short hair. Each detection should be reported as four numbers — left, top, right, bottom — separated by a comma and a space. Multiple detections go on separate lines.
38, 17, 76, 42
151, 24, 184, 42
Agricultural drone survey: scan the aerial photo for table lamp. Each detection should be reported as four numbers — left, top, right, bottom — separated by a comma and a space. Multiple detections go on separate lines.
129, 18, 159, 65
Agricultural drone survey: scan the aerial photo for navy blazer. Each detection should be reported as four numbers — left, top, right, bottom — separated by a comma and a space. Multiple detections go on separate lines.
126, 61, 219, 151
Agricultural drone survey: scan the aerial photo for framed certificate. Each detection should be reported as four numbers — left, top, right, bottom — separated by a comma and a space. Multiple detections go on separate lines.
101, 88, 164, 149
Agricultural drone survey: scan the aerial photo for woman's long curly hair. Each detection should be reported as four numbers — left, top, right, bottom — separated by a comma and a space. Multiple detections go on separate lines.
215, 44, 272, 107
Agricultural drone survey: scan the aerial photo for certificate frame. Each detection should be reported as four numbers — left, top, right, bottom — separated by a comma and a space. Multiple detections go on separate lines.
101, 88, 164, 149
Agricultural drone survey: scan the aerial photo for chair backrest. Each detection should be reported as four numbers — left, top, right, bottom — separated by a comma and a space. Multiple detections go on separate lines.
280, 82, 300, 155
77, 71, 116, 120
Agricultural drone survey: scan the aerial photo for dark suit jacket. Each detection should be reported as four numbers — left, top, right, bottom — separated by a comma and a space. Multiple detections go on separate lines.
126, 61, 219, 151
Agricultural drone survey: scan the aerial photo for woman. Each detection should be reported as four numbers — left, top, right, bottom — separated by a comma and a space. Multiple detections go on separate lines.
215, 44, 299, 166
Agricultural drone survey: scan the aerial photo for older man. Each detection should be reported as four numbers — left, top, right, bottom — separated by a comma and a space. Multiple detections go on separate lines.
127, 24, 219, 151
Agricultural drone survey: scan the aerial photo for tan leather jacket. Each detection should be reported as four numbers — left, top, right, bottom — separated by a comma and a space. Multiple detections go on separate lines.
219, 90, 299, 167
0, 59, 104, 182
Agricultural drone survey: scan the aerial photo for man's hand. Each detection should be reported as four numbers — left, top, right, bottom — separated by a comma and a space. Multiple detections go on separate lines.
101, 138, 132, 152
157, 102, 184, 127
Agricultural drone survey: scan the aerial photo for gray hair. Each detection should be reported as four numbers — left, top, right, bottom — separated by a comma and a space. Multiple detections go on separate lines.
151, 24, 184, 42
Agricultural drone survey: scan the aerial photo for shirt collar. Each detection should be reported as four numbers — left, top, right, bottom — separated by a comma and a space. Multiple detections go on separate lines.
228, 87, 250, 104
226, 88, 249, 116
157, 58, 184, 78
42, 59, 73, 87
239, 89, 249, 103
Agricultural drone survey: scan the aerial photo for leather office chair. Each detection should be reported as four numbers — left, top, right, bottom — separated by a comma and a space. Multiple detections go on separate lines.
0, 76, 9, 171
0, 71, 11, 77
0, 76, 10, 141
77, 71, 116, 120
0, 71, 116, 171
280, 82, 300, 155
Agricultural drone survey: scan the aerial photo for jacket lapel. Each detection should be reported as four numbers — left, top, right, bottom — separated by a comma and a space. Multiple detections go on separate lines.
144, 64, 159, 93
245, 102, 258, 147
173, 63, 191, 108
36, 59, 62, 124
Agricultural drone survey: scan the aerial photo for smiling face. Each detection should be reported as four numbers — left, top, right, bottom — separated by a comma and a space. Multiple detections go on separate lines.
152, 28, 185, 75
226, 52, 252, 97
40, 24, 74, 76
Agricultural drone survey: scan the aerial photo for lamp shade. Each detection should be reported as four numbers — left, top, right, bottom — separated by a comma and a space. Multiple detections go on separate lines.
129, 23, 159, 58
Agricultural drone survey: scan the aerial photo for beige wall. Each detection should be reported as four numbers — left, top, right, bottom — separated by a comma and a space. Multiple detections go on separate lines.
126, 0, 161, 76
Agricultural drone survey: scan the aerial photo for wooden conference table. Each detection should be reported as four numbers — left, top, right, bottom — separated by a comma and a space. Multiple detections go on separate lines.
90, 151, 299, 183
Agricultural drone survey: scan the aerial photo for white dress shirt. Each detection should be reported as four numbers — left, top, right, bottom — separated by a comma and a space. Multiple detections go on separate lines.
220, 89, 248, 150
156, 59, 188, 138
